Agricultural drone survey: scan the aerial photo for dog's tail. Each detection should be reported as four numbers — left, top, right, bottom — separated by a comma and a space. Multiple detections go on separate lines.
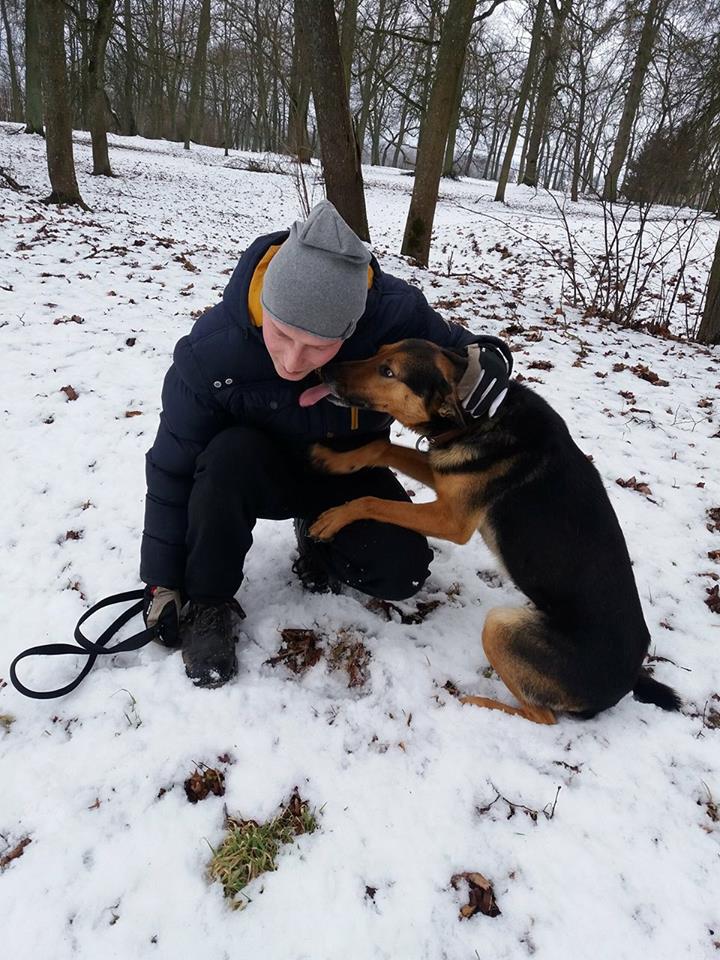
633, 670, 682, 712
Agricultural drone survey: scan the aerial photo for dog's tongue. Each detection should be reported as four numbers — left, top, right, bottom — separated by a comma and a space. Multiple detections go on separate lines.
298, 383, 333, 408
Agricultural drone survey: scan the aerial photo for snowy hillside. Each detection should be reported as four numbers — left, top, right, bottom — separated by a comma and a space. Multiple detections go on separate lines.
1, 124, 719, 960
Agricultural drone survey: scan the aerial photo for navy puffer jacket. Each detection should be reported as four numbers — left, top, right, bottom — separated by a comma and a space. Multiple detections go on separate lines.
140, 231, 502, 588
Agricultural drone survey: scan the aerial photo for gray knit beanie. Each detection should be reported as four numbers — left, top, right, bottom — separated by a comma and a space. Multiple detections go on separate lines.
261, 199, 372, 340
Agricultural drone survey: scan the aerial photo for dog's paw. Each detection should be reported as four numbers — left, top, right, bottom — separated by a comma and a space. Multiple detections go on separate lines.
310, 444, 344, 474
309, 506, 353, 541
310, 444, 364, 475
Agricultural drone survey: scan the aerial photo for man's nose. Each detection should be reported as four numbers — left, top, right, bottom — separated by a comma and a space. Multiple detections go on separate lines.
285, 343, 307, 372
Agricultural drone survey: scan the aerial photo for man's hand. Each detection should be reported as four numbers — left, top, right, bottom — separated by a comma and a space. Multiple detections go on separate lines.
143, 585, 183, 648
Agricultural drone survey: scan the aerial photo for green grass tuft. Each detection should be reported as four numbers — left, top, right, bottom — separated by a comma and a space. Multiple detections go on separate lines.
207, 789, 318, 908
0, 714, 15, 733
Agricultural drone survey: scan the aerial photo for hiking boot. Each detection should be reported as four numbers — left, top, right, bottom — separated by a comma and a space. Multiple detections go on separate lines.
292, 518, 341, 594
180, 598, 245, 688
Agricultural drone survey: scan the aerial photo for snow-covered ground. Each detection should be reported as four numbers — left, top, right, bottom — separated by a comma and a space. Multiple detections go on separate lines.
1, 123, 719, 960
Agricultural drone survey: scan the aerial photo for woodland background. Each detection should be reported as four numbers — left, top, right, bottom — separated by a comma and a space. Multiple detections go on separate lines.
1, 0, 720, 341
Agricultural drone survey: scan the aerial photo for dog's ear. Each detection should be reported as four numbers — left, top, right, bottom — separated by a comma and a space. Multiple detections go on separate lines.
436, 389, 466, 426
440, 348, 468, 384
434, 349, 467, 425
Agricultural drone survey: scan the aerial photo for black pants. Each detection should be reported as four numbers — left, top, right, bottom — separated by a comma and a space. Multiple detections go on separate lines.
184, 426, 433, 602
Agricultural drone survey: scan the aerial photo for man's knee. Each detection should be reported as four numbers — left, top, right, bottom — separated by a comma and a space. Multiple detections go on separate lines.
194, 426, 282, 488
347, 529, 433, 601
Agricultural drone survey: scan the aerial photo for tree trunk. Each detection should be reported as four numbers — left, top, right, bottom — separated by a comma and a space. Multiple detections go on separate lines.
443, 49, 467, 177
495, 0, 546, 201
522, 0, 570, 187
370, 112, 382, 165
39, 0, 86, 206
603, 0, 665, 201
544, 132, 561, 188
0, 0, 22, 119
148, 0, 164, 139
77, 0, 90, 127
517, 72, 537, 182
483, 119, 499, 179
24, 0, 44, 134
88, 0, 115, 175
289, 0, 312, 161
698, 227, 720, 344
355, 0, 388, 153
296, 0, 369, 239
571, 47, 587, 200
391, 97, 410, 167
184, 0, 211, 149
339, 0, 358, 96
121, 0, 138, 135
401, 0, 477, 265
492, 115, 511, 180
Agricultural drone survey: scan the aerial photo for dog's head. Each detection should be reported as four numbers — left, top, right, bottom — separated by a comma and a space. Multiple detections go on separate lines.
322, 339, 468, 431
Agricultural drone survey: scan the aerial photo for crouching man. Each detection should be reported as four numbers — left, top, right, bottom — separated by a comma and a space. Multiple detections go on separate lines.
141, 200, 510, 687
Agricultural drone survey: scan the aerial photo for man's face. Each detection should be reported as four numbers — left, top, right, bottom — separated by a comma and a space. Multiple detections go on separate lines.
262, 309, 343, 380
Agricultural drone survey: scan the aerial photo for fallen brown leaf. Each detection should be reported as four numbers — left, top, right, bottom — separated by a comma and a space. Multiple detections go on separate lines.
184, 766, 225, 803
706, 585, 720, 615
616, 476, 653, 496
707, 508, 720, 534
53, 315, 84, 325
265, 628, 323, 674
60, 385, 79, 401
328, 633, 371, 688
0, 837, 31, 870
528, 359, 553, 371
630, 363, 668, 387
451, 871, 501, 919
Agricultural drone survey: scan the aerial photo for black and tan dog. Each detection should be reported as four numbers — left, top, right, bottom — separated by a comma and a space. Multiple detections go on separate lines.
308, 339, 681, 724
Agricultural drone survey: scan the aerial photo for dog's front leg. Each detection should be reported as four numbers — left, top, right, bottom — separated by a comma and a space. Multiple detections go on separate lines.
310, 439, 391, 475
313, 440, 437, 492
383, 445, 436, 491
309, 497, 477, 544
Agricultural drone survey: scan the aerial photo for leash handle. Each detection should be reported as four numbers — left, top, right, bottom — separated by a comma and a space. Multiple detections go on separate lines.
9, 590, 158, 700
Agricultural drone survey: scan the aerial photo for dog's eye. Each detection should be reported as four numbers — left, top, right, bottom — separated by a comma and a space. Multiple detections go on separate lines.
379, 365, 394, 378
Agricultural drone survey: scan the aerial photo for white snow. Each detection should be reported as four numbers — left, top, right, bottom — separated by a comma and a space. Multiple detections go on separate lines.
1, 123, 719, 959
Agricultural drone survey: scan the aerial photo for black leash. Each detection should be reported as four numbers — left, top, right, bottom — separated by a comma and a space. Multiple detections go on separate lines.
9, 590, 158, 700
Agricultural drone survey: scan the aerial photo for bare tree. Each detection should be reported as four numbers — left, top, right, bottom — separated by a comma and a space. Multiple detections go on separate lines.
39, 0, 86, 206
88, 0, 115, 174
24, 0, 44, 134
339, 0, 359, 96
184, 0, 211, 149
401, 0, 478, 265
288, 0, 312, 161
120, 0, 138, 135
0, 0, 22, 118
603, 0, 668, 200
496, 0, 547, 200
295, 0, 369, 239
522, 0, 572, 187
698, 227, 720, 343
